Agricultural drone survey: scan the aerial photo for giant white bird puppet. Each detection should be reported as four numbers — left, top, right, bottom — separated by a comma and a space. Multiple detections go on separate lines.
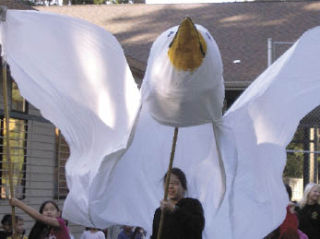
1, 9, 320, 239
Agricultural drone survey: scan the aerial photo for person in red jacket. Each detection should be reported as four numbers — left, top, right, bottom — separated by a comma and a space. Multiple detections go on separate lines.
10, 198, 70, 239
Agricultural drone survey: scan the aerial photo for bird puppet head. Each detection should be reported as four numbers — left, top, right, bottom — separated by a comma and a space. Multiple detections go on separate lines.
142, 17, 224, 127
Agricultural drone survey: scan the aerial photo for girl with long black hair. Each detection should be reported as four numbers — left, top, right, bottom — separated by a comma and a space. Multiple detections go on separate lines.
10, 198, 70, 239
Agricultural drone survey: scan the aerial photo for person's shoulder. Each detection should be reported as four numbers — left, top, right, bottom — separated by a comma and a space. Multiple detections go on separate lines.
56, 217, 67, 224
177, 197, 203, 209
97, 230, 105, 235
180, 197, 202, 204
183, 197, 201, 202
117, 231, 126, 239
298, 203, 320, 213
118, 231, 126, 236
55, 217, 70, 236
56, 217, 70, 229
96, 230, 105, 238
313, 203, 320, 211
304, 203, 320, 209
0, 232, 11, 239
154, 207, 161, 214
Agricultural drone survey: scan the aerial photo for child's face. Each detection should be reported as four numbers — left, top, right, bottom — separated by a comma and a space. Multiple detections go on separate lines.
16, 220, 24, 234
42, 202, 60, 218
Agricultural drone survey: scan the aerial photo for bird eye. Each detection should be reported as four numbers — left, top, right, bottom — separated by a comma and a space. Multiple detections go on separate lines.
167, 31, 175, 38
205, 32, 212, 40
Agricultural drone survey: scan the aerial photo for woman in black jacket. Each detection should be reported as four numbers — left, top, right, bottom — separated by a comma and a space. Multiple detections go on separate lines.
151, 168, 205, 239
297, 183, 320, 239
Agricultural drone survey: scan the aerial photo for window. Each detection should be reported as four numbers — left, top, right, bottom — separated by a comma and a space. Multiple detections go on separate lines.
11, 81, 26, 112
0, 59, 69, 202
0, 63, 28, 199
55, 129, 69, 199
0, 118, 27, 199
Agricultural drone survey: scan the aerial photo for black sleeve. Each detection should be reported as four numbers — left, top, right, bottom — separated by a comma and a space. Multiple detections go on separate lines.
150, 208, 161, 239
296, 206, 308, 231
174, 198, 205, 237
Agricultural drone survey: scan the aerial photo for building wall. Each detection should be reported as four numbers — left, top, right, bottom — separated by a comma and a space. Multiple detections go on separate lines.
0, 103, 84, 237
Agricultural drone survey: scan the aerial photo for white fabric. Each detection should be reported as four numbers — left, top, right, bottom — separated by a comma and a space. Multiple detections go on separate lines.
0, 10, 141, 226
222, 27, 320, 237
2, 9, 320, 239
80, 230, 106, 239
142, 25, 224, 127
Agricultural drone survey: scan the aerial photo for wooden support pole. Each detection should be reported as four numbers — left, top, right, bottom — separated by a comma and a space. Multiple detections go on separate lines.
156, 127, 179, 239
2, 59, 17, 237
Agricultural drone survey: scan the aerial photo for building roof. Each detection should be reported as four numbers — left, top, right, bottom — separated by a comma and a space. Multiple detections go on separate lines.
31, 2, 320, 88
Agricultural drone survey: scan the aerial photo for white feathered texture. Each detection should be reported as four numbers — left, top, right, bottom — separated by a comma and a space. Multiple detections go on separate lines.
1, 9, 320, 239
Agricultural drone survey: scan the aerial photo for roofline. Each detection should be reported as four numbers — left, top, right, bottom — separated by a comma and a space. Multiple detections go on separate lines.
126, 53, 251, 90
225, 81, 251, 91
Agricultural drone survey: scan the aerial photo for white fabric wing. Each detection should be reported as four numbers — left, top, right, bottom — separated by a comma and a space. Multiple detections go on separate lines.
3, 8, 320, 239
222, 26, 320, 238
0, 10, 141, 226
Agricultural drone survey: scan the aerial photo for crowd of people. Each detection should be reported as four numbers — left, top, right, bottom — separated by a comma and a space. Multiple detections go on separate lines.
264, 183, 320, 239
0, 214, 146, 239
0, 168, 319, 239
0, 168, 202, 239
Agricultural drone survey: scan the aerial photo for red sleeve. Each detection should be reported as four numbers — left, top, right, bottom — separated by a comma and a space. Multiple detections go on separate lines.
56, 217, 70, 239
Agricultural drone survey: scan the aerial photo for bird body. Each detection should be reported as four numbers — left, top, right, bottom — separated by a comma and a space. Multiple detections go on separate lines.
2, 10, 320, 239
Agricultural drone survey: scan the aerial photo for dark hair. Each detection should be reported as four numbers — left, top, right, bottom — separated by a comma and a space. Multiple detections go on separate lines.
285, 184, 292, 201
29, 200, 60, 239
16, 215, 23, 222
164, 167, 187, 190
2, 215, 23, 225
1, 214, 12, 226
131, 227, 145, 239
38, 200, 60, 214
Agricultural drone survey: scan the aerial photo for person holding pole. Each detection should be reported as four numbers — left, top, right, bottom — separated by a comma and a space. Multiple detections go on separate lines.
151, 168, 204, 239
9, 198, 70, 239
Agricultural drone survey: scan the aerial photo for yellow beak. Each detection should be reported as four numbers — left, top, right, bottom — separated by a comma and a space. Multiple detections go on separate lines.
168, 17, 207, 72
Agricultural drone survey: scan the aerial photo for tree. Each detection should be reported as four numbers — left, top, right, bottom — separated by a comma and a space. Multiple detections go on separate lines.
284, 129, 304, 178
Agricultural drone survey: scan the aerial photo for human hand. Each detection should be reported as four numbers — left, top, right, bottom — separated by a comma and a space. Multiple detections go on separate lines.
9, 197, 19, 207
288, 202, 296, 213
160, 200, 175, 212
